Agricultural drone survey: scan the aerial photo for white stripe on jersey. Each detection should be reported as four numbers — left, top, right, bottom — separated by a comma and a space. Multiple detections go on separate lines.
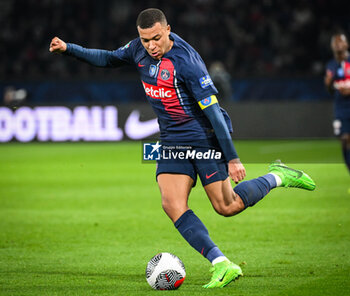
155, 60, 161, 78
174, 69, 187, 112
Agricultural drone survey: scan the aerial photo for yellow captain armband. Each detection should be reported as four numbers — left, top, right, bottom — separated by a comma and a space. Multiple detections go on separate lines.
198, 95, 218, 110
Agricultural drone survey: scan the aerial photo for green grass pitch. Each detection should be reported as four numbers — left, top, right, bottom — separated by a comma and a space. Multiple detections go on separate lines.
0, 140, 349, 295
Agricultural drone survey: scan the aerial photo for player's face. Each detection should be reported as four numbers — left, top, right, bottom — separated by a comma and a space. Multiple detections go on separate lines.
331, 35, 349, 62
138, 22, 173, 60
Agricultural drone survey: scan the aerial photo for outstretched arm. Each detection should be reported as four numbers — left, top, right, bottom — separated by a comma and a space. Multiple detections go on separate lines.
200, 99, 246, 183
49, 36, 129, 67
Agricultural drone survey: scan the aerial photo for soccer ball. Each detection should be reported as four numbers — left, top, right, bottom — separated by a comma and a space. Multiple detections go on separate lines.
145, 252, 186, 290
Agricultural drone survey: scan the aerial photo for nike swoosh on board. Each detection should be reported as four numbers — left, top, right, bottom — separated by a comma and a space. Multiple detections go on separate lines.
124, 110, 159, 140
206, 171, 218, 179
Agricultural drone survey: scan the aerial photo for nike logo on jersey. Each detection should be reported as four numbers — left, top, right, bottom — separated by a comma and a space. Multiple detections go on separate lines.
138, 62, 145, 67
124, 110, 159, 140
206, 171, 218, 179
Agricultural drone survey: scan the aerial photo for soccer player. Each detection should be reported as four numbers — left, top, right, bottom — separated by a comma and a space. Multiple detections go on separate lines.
49, 8, 316, 288
325, 33, 350, 173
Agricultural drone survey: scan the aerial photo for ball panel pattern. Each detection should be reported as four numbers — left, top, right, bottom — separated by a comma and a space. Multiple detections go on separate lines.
146, 253, 162, 279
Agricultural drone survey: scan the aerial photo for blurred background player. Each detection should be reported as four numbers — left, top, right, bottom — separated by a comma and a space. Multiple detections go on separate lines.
209, 61, 233, 101
325, 33, 350, 173
49, 8, 316, 288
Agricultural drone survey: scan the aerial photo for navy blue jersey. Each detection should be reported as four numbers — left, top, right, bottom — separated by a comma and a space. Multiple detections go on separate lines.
326, 57, 350, 119
67, 32, 233, 142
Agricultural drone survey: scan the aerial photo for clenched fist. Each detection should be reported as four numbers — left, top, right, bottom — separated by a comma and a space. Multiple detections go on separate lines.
49, 37, 67, 53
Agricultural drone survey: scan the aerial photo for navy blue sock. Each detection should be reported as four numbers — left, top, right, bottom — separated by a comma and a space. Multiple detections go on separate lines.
234, 174, 276, 208
175, 209, 225, 263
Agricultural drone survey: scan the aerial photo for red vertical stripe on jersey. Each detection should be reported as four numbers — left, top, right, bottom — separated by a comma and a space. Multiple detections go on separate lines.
345, 62, 350, 79
157, 58, 188, 120
334, 62, 350, 89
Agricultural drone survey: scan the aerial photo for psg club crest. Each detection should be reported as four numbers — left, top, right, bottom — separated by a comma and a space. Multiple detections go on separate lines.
201, 97, 212, 106
149, 65, 157, 77
161, 69, 170, 80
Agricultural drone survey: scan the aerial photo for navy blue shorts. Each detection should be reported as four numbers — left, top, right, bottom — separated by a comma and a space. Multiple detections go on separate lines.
156, 145, 229, 187
333, 117, 350, 136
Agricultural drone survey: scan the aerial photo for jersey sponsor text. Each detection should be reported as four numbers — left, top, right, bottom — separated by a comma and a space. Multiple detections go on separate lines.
142, 81, 175, 99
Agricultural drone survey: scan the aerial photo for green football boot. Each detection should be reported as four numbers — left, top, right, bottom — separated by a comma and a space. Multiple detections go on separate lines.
268, 160, 316, 191
202, 261, 243, 288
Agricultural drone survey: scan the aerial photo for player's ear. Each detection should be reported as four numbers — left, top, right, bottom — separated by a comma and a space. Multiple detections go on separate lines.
167, 24, 171, 35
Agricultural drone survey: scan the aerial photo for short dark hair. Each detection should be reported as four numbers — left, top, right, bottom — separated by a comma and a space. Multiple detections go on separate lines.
136, 8, 167, 29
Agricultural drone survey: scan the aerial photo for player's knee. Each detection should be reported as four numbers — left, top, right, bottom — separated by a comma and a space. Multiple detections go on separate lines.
161, 194, 186, 216
214, 202, 242, 217
215, 206, 234, 217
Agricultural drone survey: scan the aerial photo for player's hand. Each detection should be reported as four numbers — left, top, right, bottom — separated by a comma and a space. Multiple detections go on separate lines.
49, 37, 67, 53
228, 158, 246, 184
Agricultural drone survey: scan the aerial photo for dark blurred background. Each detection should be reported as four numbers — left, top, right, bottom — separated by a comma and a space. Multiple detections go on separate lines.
1, 0, 347, 81
0, 0, 348, 140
